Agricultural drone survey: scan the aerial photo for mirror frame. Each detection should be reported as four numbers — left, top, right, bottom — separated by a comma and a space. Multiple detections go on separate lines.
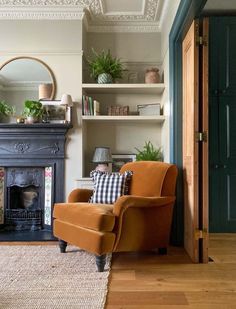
0, 56, 56, 100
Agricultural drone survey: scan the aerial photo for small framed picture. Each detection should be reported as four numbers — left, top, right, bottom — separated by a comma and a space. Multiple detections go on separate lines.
111, 154, 136, 172
40, 100, 71, 124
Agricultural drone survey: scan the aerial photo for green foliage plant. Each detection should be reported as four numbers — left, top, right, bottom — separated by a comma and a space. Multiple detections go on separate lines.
88, 49, 124, 81
0, 100, 15, 117
23, 100, 43, 118
135, 141, 163, 161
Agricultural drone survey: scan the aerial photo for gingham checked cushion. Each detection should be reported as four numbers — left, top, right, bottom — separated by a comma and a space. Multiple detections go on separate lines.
90, 170, 133, 204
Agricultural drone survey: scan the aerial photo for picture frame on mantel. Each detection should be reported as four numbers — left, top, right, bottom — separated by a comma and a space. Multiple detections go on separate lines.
111, 154, 136, 172
40, 100, 71, 124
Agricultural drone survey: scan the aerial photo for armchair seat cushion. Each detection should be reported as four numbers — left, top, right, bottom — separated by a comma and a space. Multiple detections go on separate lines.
53, 203, 115, 232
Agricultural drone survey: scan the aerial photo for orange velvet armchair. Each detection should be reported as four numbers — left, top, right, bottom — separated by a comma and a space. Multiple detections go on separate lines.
53, 161, 178, 272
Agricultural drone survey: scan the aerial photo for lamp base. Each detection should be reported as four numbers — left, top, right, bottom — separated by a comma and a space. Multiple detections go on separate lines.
95, 164, 110, 173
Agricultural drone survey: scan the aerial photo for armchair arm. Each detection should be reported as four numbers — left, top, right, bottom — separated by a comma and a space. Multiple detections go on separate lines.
68, 188, 93, 203
113, 195, 175, 217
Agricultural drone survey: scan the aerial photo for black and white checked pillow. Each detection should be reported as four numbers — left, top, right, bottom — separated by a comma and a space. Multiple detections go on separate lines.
90, 170, 133, 204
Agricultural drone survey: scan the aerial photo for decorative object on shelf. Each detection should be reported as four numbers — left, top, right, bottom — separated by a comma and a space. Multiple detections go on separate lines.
135, 141, 163, 161
88, 49, 124, 84
137, 103, 161, 116
112, 154, 136, 172
22, 100, 43, 124
16, 116, 25, 124
92, 147, 112, 172
40, 100, 71, 124
145, 68, 160, 83
82, 95, 100, 116
0, 101, 15, 122
38, 83, 53, 100
108, 105, 129, 116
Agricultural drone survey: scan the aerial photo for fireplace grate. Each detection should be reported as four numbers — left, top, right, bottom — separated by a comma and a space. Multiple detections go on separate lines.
5, 209, 43, 231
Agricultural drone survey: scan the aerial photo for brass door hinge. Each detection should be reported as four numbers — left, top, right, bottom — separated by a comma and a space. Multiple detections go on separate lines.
195, 131, 207, 142
197, 36, 207, 46
195, 229, 208, 240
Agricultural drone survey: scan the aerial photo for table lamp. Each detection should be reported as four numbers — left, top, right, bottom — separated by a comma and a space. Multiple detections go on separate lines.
61, 94, 73, 106
92, 147, 112, 172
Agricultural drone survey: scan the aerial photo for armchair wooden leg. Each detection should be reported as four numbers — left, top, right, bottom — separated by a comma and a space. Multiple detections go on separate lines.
58, 239, 67, 253
96, 255, 106, 272
158, 247, 167, 255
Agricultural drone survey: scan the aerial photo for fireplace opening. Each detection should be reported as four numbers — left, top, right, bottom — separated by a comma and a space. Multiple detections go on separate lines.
5, 185, 43, 231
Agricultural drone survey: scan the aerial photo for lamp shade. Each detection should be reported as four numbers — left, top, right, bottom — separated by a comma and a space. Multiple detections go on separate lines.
92, 147, 112, 163
61, 94, 73, 106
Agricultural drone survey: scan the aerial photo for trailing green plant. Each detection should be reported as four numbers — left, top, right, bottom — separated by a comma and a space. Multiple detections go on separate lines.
0, 100, 15, 117
135, 141, 163, 161
88, 49, 124, 81
23, 100, 43, 118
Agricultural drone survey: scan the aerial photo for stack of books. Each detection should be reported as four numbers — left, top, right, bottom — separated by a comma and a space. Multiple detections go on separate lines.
82, 95, 100, 116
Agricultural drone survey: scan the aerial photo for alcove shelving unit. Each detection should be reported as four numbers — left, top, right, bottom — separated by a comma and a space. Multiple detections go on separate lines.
81, 82, 166, 178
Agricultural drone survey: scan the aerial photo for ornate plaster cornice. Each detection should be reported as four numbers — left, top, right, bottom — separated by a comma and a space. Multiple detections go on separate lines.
89, 0, 159, 22
0, 0, 163, 32
87, 23, 160, 33
0, 0, 86, 20
0, 0, 91, 5
0, 10, 84, 20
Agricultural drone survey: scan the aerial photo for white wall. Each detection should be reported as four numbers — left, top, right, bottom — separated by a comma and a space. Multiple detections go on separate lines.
86, 32, 162, 62
0, 20, 83, 199
160, 0, 181, 162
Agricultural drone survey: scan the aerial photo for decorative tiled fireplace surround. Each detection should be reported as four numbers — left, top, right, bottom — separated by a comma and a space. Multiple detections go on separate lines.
0, 123, 71, 241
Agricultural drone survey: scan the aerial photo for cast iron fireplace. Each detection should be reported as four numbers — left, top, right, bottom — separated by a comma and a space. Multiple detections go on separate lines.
0, 123, 71, 241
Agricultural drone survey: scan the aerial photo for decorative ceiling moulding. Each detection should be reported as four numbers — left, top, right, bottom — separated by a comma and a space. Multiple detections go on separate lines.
88, 0, 160, 22
0, 0, 86, 20
0, 0, 90, 5
0, 0, 164, 32
0, 51, 83, 56
87, 23, 160, 33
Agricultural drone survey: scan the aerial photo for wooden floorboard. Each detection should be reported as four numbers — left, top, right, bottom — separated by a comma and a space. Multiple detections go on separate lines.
106, 234, 236, 308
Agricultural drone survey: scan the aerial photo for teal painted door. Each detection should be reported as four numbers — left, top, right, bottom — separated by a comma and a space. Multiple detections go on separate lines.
209, 17, 236, 232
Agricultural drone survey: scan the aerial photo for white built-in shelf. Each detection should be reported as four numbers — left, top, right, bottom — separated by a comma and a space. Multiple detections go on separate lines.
82, 115, 165, 123
82, 83, 165, 94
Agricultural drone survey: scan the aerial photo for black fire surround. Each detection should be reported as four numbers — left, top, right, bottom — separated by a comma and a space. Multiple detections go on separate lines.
0, 123, 71, 241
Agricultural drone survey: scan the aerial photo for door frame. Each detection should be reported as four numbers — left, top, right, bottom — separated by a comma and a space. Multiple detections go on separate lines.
169, 0, 207, 245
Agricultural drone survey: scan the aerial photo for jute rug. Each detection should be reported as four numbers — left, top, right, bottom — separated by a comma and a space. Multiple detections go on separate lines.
0, 245, 111, 309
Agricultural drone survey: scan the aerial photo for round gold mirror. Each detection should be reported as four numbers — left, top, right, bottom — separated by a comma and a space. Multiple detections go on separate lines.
0, 56, 56, 116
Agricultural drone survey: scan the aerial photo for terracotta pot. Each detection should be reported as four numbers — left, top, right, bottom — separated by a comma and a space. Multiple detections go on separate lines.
145, 68, 160, 83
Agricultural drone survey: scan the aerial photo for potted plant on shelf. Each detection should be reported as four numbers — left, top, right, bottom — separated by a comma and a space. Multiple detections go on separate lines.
0, 100, 15, 123
23, 100, 43, 124
88, 49, 124, 84
135, 141, 163, 161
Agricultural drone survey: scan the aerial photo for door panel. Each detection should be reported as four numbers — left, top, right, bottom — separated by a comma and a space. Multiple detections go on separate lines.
209, 17, 236, 232
219, 97, 236, 231
219, 18, 236, 96
182, 20, 199, 263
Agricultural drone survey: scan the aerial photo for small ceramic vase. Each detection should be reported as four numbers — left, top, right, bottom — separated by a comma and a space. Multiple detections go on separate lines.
97, 73, 113, 84
145, 68, 160, 83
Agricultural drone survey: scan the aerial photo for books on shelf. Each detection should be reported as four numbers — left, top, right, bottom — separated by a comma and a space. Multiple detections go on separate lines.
82, 95, 100, 116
